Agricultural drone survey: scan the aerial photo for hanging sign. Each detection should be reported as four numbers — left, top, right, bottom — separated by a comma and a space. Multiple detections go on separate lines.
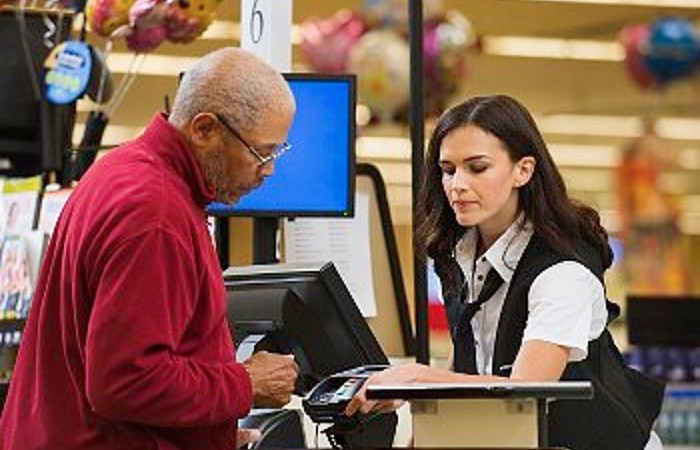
44, 40, 93, 105
240, 0, 292, 72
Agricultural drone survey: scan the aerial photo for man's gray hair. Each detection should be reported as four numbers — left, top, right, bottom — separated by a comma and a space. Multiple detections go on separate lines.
170, 47, 295, 134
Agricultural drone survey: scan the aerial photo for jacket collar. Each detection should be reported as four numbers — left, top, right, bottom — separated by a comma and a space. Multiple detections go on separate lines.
138, 113, 216, 208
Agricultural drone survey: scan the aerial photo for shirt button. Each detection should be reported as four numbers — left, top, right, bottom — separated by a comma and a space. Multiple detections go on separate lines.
481, 257, 486, 262
477, 274, 484, 281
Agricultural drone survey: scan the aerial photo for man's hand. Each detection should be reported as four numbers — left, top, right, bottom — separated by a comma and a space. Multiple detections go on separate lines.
242, 351, 299, 408
236, 428, 261, 449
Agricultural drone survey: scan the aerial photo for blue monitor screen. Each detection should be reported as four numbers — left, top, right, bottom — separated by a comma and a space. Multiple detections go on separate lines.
207, 73, 356, 217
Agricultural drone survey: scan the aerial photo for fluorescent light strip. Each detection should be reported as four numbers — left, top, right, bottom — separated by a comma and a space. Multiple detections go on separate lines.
549, 143, 620, 167
655, 118, 700, 141
356, 136, 411, 160
481, 36, 624, 61
539, 115, 700, 141
678, 148, 700, 169
523, 0, 700, 8
537, 114, 643, 138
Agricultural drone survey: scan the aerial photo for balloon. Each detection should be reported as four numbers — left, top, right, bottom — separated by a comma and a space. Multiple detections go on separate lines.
620, 25, 658, 90
642, 17, 700, 84
86, 0, 135, 37
362, 0, 445, 31
165, 0, 218, 43
349, 29, 410, 122
124, 0, 169, 52
423, 11, 474, 116
115, 0, 217, 52
299, 10, 366, 74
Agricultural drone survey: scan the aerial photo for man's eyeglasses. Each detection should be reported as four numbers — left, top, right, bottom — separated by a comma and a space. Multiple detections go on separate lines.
214, 113, 291, 165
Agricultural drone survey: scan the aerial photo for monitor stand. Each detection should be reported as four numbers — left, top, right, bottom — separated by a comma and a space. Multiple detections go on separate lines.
214, 217, 279, 269
253, 217, 279, 264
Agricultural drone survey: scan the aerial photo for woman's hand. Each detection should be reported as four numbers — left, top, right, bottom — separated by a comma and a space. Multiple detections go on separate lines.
344, 363, 428, 416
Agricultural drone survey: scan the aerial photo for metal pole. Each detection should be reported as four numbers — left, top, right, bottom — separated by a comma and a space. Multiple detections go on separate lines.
409, 0, 429, 364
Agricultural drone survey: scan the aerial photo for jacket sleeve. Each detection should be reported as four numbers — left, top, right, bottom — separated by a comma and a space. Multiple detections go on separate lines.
84, 226, 252, 427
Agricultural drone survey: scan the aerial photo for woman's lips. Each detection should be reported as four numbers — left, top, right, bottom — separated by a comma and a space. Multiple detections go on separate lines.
452, 200, 477, 209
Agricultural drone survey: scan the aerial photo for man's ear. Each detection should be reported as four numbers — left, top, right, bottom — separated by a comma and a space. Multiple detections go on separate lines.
514, 156, 536, 187
188, 113, 219, 148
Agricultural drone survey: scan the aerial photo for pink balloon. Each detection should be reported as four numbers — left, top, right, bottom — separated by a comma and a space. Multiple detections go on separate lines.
299, 10, 367, 74
126, 24, 167, 52
124, 0, 168, 52
620, 25, 658, 90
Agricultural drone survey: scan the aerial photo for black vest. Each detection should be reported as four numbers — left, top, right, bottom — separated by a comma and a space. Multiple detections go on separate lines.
437, 233, 665, 450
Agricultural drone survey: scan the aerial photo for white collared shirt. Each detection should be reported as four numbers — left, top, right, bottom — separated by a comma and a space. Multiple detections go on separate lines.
453, 218, 608, 375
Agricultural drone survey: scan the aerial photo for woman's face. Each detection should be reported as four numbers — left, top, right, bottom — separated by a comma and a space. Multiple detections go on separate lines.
439, 125, 533, 241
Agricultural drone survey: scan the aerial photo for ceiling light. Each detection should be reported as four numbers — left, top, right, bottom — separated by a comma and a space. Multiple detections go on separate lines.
678, 148, 700, 169
549, 143, 621, 167
356, 136, 411, 160
655, 118, 700, 141
482, 36, 624, 61
537, 114, 643, 137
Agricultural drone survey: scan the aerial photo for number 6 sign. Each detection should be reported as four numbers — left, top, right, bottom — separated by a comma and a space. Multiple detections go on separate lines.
240, 0, 292, 72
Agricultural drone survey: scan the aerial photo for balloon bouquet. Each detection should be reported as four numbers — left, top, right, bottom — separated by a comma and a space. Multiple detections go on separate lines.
55, 0, 220, 182
299, 0, 477, 123
620, 17, 700, 90
84, 0, 221, 115
86, 0, 218, 52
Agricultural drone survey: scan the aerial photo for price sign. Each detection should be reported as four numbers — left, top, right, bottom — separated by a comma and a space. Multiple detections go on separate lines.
43, 41, 93, 105
240, 0, 292, 72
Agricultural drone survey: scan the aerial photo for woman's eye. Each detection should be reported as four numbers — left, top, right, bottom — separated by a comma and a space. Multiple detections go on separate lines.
440, 166, 455, 176
469, 164, 488, 173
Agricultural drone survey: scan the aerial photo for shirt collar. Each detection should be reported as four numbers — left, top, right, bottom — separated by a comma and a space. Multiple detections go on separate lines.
455, 214, 534, 283
138, 113, 216, 208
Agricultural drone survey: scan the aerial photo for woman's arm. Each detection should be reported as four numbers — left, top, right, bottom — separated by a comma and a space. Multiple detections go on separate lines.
345, 341, 572, 415
510, 339, 569, 381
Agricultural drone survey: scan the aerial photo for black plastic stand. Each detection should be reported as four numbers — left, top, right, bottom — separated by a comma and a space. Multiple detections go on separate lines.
253, 217, 279, 264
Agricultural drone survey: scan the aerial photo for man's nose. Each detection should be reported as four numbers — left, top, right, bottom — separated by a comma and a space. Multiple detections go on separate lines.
259, 160, 275, 177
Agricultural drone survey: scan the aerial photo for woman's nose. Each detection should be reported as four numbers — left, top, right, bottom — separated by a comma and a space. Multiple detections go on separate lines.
450, 169, 469, 192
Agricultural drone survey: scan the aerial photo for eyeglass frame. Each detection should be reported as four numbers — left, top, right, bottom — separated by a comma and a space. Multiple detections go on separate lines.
213, 113, 291, 165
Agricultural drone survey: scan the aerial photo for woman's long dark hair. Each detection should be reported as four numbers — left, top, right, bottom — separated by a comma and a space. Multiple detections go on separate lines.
417, 95, 613, 287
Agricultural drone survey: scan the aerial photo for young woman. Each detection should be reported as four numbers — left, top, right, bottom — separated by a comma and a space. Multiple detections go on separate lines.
346, 95, 664, 450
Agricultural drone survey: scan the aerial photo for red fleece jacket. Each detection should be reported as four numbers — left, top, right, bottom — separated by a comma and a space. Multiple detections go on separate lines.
0, 114, 252, 450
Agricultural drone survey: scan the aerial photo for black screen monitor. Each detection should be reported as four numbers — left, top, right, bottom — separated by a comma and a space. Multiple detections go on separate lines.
223, 261, 387, 393
0, 9, 75, 176
207, 73, 356, 218
627, 295, 700, 346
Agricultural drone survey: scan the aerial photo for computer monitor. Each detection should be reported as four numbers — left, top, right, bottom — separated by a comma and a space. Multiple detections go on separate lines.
627, 295, 700, 346
223, 261, 387, 394
0, 10, 75, 176
207, 73, 356, 218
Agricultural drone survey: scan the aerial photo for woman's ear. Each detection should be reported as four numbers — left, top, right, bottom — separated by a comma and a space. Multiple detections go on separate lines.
514, 156, 536, 187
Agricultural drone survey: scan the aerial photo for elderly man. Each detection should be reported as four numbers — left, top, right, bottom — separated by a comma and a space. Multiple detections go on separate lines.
0, 48, 299, 450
